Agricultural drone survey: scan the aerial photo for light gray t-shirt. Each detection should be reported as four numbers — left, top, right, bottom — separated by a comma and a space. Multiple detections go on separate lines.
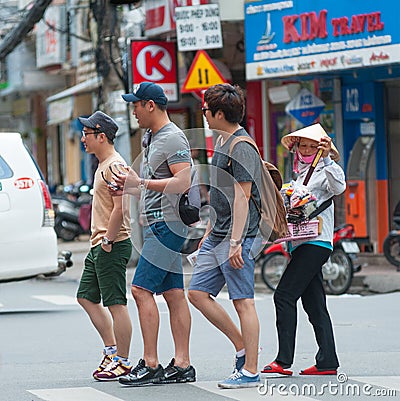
141, 122, 191, 226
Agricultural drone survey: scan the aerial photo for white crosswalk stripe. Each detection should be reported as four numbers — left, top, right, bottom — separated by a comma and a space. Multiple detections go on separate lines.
190, 381, 314, 400
28, 387, 124, 401
26, 377, 400, 401
31, 295, 78, 305
352, 376, 400, 394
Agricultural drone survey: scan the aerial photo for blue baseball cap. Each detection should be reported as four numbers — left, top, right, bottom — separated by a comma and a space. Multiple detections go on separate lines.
121, 82, 168, 105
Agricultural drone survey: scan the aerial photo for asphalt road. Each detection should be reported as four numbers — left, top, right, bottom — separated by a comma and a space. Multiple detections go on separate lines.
0, 255, 399, 401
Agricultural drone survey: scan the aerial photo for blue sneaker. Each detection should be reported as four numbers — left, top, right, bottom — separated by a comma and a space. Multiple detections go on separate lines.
218, 370, 260, 389
233, 354, 245, 373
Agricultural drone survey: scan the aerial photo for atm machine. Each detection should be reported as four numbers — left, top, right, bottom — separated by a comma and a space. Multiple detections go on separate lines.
345, 135, 376, 251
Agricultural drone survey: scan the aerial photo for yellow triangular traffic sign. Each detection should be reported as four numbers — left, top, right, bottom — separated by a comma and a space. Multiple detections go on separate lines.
182, 50, 227, 93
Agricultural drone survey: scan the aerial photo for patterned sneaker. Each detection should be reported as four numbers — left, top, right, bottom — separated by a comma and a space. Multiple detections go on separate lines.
94, 357, 132, 381
233, 354, 245, 373
119, 359, 164, 386
218, 369, 260, 389
162, 358, 196, 383
92, 353, 116, 378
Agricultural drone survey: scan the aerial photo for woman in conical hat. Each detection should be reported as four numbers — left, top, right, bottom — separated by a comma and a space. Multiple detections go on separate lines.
281, 123, 340, 174
262, 123, 346, 377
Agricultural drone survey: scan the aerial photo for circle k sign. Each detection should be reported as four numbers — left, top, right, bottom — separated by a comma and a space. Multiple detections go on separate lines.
131, 41, 178, 102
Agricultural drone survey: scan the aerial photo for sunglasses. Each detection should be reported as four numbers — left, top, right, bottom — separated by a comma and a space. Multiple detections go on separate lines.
202, 107, 211, 117
101, 171, 121, 191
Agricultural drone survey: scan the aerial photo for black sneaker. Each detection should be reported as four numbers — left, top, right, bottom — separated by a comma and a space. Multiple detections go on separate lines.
119, 359, 164, 386
161, 358, 196, 383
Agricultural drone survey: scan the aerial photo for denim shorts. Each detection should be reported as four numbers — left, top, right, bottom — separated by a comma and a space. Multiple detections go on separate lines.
133, 221, 187, 294
77, 238, 133, 307
188, 237, 262, 300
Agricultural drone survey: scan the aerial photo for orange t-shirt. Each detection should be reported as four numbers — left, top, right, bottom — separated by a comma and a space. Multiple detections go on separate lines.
90, 152, 131, 247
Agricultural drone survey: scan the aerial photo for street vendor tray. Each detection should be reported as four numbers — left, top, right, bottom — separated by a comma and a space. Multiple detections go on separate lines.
276, 219, 319, 243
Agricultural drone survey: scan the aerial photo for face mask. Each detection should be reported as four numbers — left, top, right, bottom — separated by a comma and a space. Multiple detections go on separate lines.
300, 154, 315, 164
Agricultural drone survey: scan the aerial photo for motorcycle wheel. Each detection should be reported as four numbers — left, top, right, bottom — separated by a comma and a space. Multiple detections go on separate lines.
325, 249, 353, 295
54, 217, 77, 242
261, 252, 289, 291
383, 235, 400, 267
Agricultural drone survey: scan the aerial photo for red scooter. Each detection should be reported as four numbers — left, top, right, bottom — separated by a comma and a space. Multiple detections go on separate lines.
259, 224, 361, 295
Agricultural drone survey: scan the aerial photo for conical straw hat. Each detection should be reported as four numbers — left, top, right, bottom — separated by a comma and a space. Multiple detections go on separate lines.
281, 123, 339, 161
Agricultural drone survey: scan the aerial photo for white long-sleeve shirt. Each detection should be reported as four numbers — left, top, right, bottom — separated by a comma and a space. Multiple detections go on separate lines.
294, 158, 346, 246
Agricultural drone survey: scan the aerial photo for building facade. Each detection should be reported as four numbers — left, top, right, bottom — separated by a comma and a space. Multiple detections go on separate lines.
244, 0, 400, 252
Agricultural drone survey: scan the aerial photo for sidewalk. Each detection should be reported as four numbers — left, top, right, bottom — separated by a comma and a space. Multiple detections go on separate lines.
58, 237, 400, 294
352, 253, 400, 294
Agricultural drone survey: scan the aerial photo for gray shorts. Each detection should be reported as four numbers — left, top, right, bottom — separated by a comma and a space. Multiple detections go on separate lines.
188, 237, 262, 300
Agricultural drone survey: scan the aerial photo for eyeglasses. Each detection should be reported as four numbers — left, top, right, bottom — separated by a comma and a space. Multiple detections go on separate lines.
81, 129, 101, 138
202, 107, 211, 117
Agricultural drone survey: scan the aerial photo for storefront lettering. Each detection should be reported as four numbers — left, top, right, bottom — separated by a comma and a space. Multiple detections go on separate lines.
298, 61, 316, 70
320, 57, 337, 67
369, 51, 389, 62
332, 12, 384, 37
346, 88, 359, 112
283, 10, 328, 43
300, 93, 313, 106
283, 10, 384, 44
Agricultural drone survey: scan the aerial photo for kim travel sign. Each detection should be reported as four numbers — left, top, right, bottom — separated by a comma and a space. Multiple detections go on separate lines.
244, 0, 400, 80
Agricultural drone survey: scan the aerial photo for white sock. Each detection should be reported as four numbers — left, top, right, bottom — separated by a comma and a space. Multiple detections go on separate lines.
241, 368, 258, 377
104, 345, 117, 355
115, 355, 131, 366
236, 348, 246, 357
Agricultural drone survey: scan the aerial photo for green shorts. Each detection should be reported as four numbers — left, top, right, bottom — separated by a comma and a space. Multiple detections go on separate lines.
77, 238, 132, 307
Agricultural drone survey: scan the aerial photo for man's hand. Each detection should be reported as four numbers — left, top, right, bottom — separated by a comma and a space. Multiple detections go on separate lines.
113, 167, 140, 189
229, 244, 244, 269
107, 167, 142, 197
101, 243, 112, 253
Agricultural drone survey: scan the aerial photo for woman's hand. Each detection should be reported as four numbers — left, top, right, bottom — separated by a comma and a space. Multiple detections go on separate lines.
318, 136, 332, 158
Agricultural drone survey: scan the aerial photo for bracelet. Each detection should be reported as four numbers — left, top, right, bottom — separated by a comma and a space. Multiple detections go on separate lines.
139, 178, 146, 190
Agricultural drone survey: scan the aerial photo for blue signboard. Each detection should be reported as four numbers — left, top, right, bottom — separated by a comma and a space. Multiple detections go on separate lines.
342, 83, 375, 120
285, 88, 325, 125
245, 0, 400, 80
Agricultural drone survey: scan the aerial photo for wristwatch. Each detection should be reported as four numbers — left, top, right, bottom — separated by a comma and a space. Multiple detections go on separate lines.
139, 178, 146, 190
229, 238, 242, 247
102, 236, 114, 246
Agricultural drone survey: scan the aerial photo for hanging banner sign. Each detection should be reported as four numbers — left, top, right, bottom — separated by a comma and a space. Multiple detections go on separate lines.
285, 88, 325, 125
245, 0, 400, 80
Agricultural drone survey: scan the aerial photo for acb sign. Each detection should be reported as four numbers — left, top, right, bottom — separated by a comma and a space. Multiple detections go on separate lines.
342, 83, 375, 120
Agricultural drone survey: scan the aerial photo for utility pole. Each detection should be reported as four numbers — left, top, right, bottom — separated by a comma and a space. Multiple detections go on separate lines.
0, 0, 52, 60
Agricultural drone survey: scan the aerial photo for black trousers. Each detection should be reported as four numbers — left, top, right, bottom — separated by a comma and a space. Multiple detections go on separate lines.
274, 244, 339, 369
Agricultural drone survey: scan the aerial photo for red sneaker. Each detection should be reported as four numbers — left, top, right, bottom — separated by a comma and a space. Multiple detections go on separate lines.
299, 365, 337, 375
261, 361, 293, 376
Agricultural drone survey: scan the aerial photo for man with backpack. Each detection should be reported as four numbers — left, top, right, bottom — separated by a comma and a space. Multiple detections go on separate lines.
115, 82, 196, 386
188, 83, 264, 389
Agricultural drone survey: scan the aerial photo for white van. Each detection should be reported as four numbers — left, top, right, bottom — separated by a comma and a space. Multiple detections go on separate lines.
0, 132, 65, 282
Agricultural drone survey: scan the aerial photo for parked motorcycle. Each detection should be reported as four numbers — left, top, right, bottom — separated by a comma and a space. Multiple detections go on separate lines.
52, 182, 92, 241
383, 202, 400, 270
259, 224, 361, 295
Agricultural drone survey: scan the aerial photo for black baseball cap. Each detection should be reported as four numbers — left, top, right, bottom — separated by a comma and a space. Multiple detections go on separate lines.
78, 111, 118, 140
122, 82, 168, 105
